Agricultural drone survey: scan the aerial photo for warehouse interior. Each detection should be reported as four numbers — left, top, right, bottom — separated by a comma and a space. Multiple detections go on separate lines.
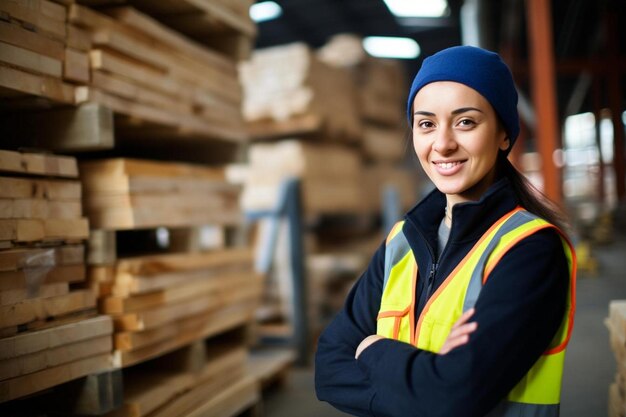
0, 0, 625, 416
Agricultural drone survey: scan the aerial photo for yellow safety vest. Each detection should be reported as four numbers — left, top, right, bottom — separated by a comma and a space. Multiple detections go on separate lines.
377, 207, 576, 416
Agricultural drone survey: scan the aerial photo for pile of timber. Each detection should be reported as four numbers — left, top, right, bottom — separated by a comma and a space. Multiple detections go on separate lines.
240, 140, 365, 215
123, 0, 256, 61
68, 4, 247, 141
105, 340, 259, 417
608, 300, 626, 417
80, 158, 262, 368
1, 1, 251, 143
0, 0, 83, 105
80, 158, 242, 230
0, 149, 113, 404
318, 34, 416, 212
239, 42, 362, 141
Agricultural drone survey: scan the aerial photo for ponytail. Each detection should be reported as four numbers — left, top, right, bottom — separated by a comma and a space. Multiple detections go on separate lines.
498, 154, 569, 233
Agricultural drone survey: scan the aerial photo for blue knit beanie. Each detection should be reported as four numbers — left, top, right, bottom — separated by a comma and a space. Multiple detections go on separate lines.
407, 45, 520, 150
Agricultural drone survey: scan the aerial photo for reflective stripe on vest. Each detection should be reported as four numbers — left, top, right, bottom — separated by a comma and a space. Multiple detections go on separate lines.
376, 208, 576, 417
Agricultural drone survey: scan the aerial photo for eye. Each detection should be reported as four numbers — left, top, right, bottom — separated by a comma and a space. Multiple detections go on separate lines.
457, 118, 476, 128
417, 120, 435, 129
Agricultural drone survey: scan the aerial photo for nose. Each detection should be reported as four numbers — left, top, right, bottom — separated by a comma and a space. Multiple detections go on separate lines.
432, 125, 457, 154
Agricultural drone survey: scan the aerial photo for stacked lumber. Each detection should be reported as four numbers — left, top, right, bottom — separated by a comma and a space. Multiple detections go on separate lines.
608, 301, 626, 417
80, 158, 242, 230
123, 0, 256, 61
0, 149, 113, 404
105, 340, 259, 417
99, 248, 263, 368
240, 140, 365, 215
79, 157, 262, 368
0, 0, 82, 105
66, 4, 247, 142
318, 34, 416, 213
240, 42, 362, 141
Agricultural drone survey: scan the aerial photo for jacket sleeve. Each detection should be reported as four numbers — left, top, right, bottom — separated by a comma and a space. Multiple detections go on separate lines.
315, 240, 386, 416
356, 228, 569, 417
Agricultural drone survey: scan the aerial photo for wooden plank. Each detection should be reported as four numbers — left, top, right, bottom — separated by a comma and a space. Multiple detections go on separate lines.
0, 19, 65, 60
0, 282, 69, 306
115, 248, 252, 275
0, 218, 88, 242
0, 352, 112, 403
91, 70, 193, 114
113, 301, 255, 368
184, 376, 258, 417
25, 103, 115, 152
0, 177, 81, 200
102, 271, 255, 314
0, 289, 96, 327
0, 64, 77, 104
0, 150, 78, 178
104, 6, 236, 74
0, 314, 111, 360
66, 24, 92, 52
112, 282, 259, 332
0, 0, 67, 40
64, 48, 90, 83
0, 244, 84, 272
91, 29, 169, 72
186, 0, 256, 37
0, 40, 62, 77
110, 346, 245, 417
80, 158, 228, 181
0, 264, 86, 291
0, 335, 112, 380
0, 198, 81, 219
89, 49, 182, 99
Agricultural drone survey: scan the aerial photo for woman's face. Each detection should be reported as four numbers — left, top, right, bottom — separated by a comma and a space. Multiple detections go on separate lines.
412, 81, 510, 205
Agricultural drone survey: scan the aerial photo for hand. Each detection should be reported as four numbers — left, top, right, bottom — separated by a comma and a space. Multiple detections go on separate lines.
439, 308, 478, 355
355, 335, 385, 359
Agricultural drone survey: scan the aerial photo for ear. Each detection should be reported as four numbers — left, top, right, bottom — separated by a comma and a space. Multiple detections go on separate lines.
499, 137, 511, 152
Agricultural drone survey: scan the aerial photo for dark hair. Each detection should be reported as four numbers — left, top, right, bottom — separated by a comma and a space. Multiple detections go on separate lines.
498, 154, 569, 233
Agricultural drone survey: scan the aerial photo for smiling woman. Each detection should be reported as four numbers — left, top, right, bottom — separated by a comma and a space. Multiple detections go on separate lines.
315, 46, 576, 417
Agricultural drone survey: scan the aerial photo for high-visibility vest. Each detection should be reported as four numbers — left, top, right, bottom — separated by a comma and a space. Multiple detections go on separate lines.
377, 207, 576, 417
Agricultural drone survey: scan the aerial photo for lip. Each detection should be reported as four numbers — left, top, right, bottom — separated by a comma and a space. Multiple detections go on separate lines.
432, 159, 466, 176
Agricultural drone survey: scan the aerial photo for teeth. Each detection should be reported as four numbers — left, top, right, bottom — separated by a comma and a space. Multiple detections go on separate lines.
436, 162, 459, 169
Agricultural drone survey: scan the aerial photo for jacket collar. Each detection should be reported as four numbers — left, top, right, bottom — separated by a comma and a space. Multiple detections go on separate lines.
403, 177, 519, 256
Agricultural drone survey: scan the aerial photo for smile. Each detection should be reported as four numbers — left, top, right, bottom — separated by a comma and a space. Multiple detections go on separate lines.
434, 161, 462, 169
432, 160, 466, 176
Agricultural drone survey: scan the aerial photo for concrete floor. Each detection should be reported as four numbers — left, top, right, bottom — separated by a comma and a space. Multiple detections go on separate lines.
264, 234, 626, 416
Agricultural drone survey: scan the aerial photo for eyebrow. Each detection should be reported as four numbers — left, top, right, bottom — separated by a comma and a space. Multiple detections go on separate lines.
413, 107, 484, 117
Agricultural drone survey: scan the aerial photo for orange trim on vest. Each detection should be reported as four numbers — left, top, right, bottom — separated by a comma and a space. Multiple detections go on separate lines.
414, 207, 524, 347
482, 224, 552, 283
408, 261, 418, 345
377, 306, 411, 319
393, 316, 402, 339
387, 222, 404, 245
481, 224, 577, 355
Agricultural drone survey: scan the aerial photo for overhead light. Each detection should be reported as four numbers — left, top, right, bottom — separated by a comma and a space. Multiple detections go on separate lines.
363, 36, 420, 59
383, 0, 449, 18
250, 1, 282, 23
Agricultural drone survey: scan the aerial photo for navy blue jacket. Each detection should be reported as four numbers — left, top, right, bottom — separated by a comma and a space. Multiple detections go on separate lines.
315, 178, 570, 417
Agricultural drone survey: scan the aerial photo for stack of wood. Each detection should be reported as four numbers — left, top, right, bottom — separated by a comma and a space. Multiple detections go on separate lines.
80, 158, 262, 367
239, 42, 362, 141
106, 338, 259, 417
80, 158, 242, 230
608, 300, 626, 417
318, 34, 416, 213
0, 0, 83, 105
240, 140, 365, 215
67, 4, 247, 142
0, 149, 113, 404
123, 0, 256, 61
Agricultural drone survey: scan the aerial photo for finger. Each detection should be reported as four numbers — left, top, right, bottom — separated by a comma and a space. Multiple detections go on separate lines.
447, 321, 478, 340
440, 334, 470, 354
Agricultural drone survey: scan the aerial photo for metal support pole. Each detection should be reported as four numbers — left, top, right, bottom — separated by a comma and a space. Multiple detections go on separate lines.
526, 0, 562, 205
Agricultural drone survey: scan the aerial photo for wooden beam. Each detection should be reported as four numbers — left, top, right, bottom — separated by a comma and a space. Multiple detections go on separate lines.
526, 0, 562, 204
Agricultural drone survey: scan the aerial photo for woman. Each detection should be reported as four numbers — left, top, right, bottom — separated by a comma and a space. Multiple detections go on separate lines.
315, 46, 576, 417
